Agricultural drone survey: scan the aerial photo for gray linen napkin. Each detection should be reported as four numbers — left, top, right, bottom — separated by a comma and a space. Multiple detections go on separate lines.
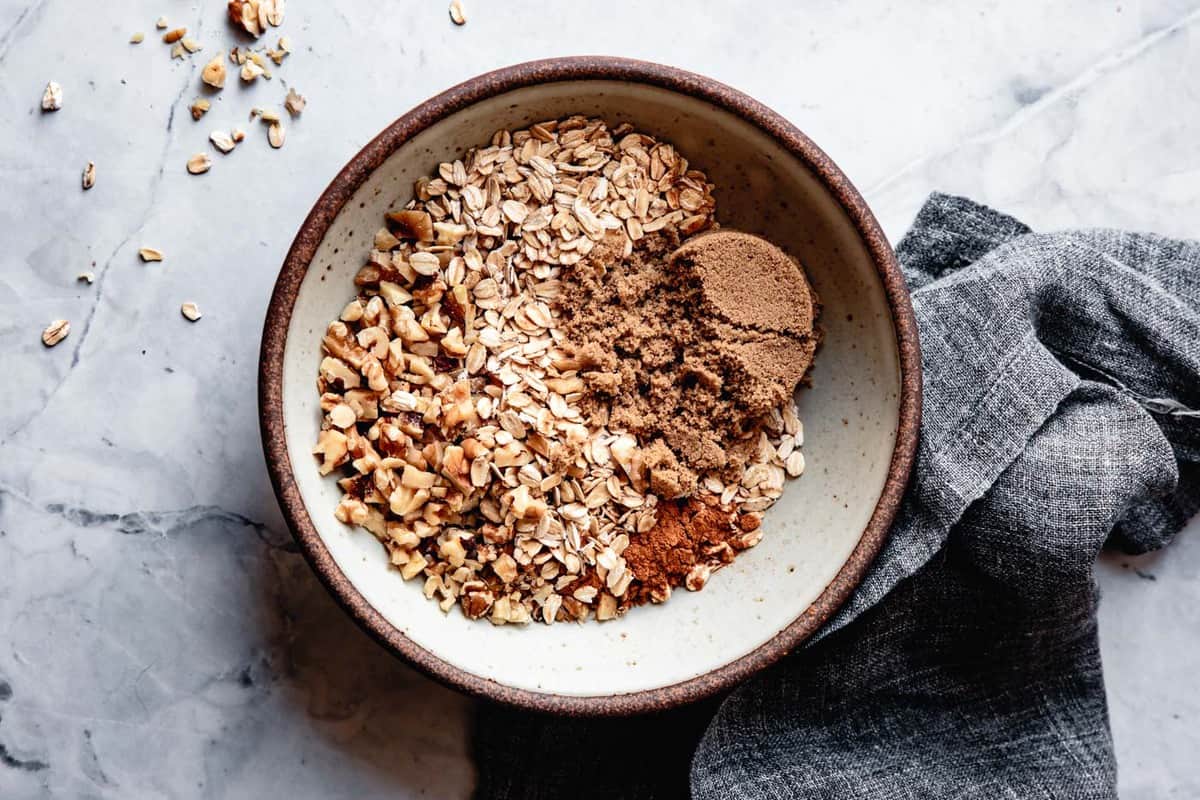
472, 193, 1200, 799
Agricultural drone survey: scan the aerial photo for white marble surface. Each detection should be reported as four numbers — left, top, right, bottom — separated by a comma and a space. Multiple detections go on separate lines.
1, 1, 1197, 797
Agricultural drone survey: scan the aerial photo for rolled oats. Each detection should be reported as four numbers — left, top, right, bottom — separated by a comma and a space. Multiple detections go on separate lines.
41, 81, 62, 111
210, 130, 237, 153
42, 319, 70, 347
186, 153, 212, 174
284, 88, 305, 116
240, 61, 265, 82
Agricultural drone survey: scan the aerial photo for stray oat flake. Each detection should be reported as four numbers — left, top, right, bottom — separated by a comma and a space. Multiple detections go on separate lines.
186, 153, 213, 174
284, 88, 305, 116
82, 161, 95, 190
240, 61, 265, 82
41, 81, 62, 111
210, 130, 237, 153
42, 320, 70, 347
181, 302, 202, 321
449, 0, 466, 25
138, 247, 164, 262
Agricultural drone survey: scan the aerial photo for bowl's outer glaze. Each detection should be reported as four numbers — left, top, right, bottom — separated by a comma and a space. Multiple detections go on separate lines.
260, 57, 920, 715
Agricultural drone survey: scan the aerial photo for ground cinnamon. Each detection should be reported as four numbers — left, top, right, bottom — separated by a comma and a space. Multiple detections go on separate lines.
622, 495, 762, 603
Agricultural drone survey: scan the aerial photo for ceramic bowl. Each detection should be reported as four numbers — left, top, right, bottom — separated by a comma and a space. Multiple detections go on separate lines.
259, 57, 921, 715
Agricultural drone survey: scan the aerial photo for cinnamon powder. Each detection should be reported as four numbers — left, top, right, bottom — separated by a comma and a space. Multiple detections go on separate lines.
622, 496, 761, 604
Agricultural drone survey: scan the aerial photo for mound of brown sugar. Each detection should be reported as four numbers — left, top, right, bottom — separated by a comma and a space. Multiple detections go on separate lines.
557, 228, 820, 498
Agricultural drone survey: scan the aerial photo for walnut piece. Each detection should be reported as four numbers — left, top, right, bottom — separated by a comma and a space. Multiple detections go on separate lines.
201, 56, 226, 89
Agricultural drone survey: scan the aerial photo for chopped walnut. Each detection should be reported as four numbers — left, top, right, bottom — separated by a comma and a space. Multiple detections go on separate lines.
41, 81, 62, 111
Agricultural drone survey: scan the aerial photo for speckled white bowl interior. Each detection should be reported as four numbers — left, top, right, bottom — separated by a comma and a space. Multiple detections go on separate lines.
278, 78, 903, 701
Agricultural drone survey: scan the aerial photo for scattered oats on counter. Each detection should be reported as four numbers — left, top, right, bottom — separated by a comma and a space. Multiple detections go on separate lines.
313, 116, 814, 626
186, 153, 213, 174
138, 247, 164, 262
42, 320, 70, 347
284, 88, 305, 116
210, 130, 237, 153
240, 60, 265, 82
267, 42, 289, 64
82, 161, 95, 190
41, 81, 62, 111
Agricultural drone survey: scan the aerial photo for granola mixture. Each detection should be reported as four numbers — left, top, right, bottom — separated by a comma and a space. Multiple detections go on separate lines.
313, 116, 817, 625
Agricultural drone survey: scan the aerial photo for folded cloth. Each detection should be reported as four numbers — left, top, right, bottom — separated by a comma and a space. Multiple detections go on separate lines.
472, 193, 1200, 799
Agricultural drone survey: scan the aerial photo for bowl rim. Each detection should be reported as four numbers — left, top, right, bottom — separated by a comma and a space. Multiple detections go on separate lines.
259, 55, 922, 717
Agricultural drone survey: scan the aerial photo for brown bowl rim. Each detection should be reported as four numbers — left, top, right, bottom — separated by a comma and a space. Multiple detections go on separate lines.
258, 56, 922, 717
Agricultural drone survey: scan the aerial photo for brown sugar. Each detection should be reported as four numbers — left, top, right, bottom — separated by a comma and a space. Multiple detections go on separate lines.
556, 228, 821, 498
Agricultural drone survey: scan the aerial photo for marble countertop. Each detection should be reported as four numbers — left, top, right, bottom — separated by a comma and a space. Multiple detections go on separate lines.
2, 1, 1198, 797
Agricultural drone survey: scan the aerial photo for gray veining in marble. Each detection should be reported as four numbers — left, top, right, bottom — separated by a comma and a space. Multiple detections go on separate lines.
1, 1, 1198, 797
